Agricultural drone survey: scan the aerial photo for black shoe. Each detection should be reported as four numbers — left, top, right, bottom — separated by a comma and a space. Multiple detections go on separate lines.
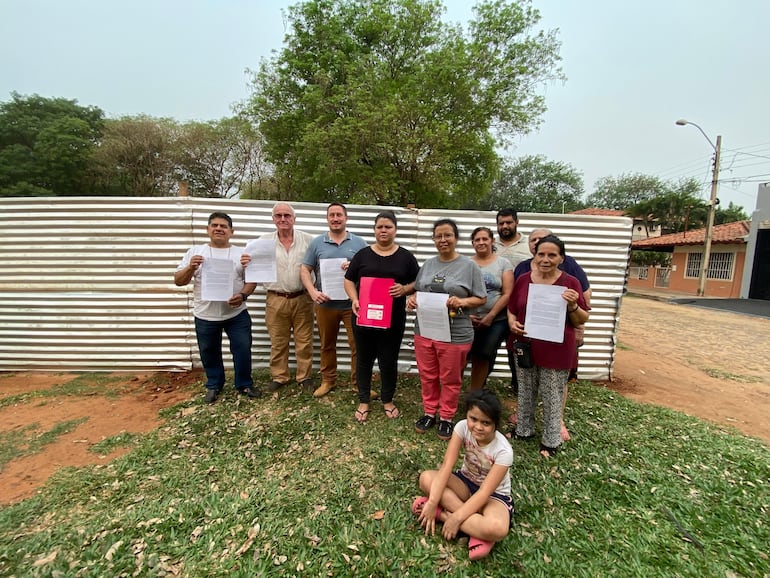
414, 415, 436, 434
205, 389, 219, 404
437, 420, 454, 441
266, 380, 285, 393
239, 386, 262, 399
298, 378, 314, 391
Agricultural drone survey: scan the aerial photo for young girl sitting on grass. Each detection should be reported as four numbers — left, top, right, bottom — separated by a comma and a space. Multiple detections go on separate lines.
412, 389, 514, 560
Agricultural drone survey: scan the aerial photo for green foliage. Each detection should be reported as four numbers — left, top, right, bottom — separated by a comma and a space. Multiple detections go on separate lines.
477, 154, 584, 212
714, 201, 749, 225
0, 92, 104, 196
88, 115, 270, 197
630, 250, 671, 267
174, 116, 271, 198
586, 172, 666, 210
630, 178, 707, 234
87, 115, 178, 196
1, 374, 768, 576
247, 0, 562, 207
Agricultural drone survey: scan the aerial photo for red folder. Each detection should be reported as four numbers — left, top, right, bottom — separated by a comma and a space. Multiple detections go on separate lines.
357, 277, 394, 329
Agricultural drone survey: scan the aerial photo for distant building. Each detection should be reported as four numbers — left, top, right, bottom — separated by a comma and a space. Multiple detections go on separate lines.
629, 220, 750, 298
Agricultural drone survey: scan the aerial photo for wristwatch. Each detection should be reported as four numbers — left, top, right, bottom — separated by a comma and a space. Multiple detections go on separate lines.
239, 293, 249, 302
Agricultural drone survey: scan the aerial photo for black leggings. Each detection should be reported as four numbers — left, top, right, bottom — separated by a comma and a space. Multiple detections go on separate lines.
353, 318, 406, 404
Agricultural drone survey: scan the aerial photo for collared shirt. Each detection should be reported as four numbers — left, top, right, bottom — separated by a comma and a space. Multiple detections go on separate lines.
302, 231, 367, 308
497, 236, 531, 267
261, 229, 313, 293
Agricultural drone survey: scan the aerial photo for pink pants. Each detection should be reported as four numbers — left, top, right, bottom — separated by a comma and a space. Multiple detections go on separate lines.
414, 335, 471, 421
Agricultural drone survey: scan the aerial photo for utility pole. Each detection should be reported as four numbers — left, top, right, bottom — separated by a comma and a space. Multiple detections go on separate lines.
675, 119, 721, 297
697, 135, 721, 297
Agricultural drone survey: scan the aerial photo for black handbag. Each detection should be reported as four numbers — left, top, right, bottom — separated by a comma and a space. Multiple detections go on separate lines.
513, 340, 534, 369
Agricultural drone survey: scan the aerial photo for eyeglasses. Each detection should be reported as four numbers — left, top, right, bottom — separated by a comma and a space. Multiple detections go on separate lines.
433, 234, 455, 241
273, 213, 294, 219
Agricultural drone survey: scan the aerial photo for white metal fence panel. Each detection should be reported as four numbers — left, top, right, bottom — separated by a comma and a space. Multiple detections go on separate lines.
0, 198, 632, 380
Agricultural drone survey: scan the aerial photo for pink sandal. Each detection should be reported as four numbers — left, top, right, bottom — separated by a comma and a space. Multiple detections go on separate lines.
411, 496, 442, 521
468, 537, 494, 560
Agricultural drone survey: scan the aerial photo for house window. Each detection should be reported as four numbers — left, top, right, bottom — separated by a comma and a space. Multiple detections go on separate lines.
685, 252, 734, 280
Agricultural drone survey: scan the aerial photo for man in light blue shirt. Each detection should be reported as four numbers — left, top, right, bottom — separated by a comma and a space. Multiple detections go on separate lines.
301, 203, 368, 398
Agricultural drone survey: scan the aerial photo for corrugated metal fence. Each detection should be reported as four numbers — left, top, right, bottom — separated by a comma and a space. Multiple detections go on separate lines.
0, 197, 632, 380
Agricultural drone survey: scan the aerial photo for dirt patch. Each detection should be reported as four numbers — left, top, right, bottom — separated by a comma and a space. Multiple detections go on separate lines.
0, 371, 201, 504
1, 296, 768, 505
606, 296, 770, 443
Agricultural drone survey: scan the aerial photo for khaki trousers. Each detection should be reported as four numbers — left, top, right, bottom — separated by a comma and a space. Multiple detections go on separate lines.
265, 292, 314, 383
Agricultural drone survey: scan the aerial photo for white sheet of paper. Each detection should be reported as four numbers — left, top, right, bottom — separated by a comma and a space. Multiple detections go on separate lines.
244, 238, 277, 283
416, 291, 451, 342
320, 258, 348, 300
524, 284, 567, 343
201, 258, 235, 302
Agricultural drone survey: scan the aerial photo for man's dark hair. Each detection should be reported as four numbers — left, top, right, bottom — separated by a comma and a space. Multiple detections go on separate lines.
208, 212, 232, 228
496, 208, 518, 221
327, 202, 348, 215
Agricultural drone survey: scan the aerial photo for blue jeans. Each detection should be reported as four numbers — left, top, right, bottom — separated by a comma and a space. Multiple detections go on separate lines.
195, 309, 253, 391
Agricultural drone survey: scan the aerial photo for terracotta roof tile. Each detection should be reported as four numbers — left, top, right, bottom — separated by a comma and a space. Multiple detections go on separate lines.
570, 208, 625, 216
631, 220, 750, 248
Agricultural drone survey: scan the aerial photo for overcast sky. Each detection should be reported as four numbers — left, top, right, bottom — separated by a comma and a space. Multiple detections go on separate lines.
2, 0, 768, 212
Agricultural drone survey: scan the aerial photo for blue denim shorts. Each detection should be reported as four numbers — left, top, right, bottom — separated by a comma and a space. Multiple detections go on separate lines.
453, 470, 514, 521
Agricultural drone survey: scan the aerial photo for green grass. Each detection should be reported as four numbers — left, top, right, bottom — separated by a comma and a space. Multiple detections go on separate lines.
1, 374, 768, 577
0, 418, 88, 471
88, 431, 141, 455
701, 367, 762, 383
0, 372, 127, 410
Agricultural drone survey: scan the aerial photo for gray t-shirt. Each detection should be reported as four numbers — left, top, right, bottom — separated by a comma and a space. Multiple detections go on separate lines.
413, 255, 486, 343
474, 255, 512, 320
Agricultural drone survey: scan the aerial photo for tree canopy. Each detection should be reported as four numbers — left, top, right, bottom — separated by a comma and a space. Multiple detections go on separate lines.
477, 154, 584, 213
0, 93, 104, 196
247, 0, 562, 207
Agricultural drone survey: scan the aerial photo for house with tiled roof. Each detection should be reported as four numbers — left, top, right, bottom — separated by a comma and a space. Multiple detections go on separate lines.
629, 220, 751, 298
571, 208, 660, 240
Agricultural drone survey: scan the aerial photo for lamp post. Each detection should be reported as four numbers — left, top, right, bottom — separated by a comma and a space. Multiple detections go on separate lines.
675, 119, 721, 297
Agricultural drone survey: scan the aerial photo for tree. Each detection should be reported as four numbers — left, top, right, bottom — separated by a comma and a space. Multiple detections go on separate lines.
476, 154, 584, 212
585, 173, 666, 210
714, 201, 748, 225
630, 178, 707, 234
174, 117, 271, 198
88, 115, 179, 196
0, 92, 104, 196
247, 0, 562, 207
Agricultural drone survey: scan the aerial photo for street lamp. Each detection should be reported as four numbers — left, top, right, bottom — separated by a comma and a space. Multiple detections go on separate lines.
675, 119, 721, 297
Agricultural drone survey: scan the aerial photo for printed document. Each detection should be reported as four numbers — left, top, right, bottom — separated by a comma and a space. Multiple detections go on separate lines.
201, 258, 235, 302
320, 258, 348, 300
524, 284, 566, 343
244, 239, 277, 283
416, 291, 451, 342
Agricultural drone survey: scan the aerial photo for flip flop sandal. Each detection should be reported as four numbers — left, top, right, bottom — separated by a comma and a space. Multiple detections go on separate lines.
354, 409, 370, 423
539, 444, 559, 458
468, 537, 494, 561
411, 496, 442, 521
384, 406, 401, 419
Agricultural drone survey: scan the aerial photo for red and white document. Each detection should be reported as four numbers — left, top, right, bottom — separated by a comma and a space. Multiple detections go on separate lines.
356, 277, 394, 329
